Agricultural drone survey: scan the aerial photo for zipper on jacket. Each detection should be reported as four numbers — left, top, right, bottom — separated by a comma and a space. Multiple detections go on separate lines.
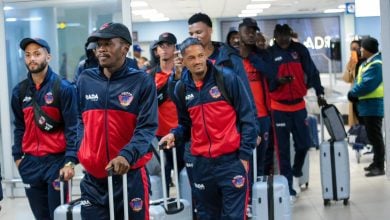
104, 79, 111, 164
198, 89, 213, 157
33, 90, 41, 154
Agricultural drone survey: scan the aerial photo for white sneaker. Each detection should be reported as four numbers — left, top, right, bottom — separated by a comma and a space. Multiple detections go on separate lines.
246, 205, 253, 218
293, 176, 301, 195
290, 195, 297, 204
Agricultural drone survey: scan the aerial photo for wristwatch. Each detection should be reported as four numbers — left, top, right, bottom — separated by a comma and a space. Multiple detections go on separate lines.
64, 161, 75, 169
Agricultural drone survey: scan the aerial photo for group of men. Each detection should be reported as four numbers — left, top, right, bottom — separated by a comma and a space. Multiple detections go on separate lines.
8, 10, 383, 220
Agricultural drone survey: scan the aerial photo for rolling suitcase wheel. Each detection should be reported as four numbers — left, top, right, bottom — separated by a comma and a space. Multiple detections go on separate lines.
343, 199, 349, 206
324, 199, 330, 206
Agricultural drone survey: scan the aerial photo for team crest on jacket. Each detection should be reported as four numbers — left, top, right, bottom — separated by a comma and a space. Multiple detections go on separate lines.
44, 92, 54, 104
118, 92, 133, 106
209, 86, 221, 99
232, 175, 245, 188
130, 198, 143, 212
291, 52, 299, 60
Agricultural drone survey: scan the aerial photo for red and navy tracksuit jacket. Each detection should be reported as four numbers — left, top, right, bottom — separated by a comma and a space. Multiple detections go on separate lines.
268, 41, 324, 111
172, 61, 257, 161
152, 66, 178, 137
11, 67, 78, 163
76, 59, 158, 179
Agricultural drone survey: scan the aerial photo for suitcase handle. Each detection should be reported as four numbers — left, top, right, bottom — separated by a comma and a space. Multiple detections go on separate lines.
158, 142, 183, 212
59, 174, 72, 205
107, 167, 129, 220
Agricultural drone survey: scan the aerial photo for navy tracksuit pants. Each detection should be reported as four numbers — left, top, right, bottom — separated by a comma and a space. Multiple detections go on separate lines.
272, 108, 311, 196
17, 154, 66, 220
80, 167, 149, 220
192, 153, 248, 220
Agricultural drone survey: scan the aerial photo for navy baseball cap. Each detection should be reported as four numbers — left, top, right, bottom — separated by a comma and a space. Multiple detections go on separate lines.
88, 22, 132, 45
20, 38, 51, 53
239, 18, 260, 31
133, 44, 143, 52
157, 32, 177, 45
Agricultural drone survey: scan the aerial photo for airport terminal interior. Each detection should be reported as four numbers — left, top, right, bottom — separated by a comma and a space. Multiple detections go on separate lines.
1, 0, 390, 219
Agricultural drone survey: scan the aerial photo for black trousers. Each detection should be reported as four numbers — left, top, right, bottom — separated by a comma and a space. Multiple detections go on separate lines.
362, 116, 385, 169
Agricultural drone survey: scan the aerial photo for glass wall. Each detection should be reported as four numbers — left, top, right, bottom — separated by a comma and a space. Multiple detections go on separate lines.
4, 0, 122, 83
1, 0, 123, 197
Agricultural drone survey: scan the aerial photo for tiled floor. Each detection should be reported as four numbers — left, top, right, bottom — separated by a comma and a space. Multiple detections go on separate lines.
0, 146, 389, 220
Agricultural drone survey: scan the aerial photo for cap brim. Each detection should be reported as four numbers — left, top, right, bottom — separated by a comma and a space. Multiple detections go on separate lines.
157, 40, 175, 45
87, 32, 121, 43
20, 38, 41, 50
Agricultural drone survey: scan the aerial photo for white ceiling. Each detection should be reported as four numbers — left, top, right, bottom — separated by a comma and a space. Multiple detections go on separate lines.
3, 0, 351, 22
131, 0, 350, 22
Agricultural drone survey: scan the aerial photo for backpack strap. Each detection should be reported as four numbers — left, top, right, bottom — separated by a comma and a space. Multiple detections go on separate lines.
18, 79, 29, 106
214, 66, 233, 106
150, 66, 170, 106
176, 80, 186, 108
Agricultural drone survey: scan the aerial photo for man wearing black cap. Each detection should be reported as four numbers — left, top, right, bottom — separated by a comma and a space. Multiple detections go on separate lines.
11, 37, 78, 219
238, 17, 275, 216
348, 37, 384, 177
76, 22, 158, 219
149, 32, 185, 194
267, 24, 327, 202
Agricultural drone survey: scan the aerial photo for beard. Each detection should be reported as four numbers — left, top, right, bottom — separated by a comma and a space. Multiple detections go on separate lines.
27, 61, 47, 74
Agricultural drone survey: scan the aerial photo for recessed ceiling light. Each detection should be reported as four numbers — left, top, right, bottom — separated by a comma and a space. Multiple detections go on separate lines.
242, 9, 263, 14
3, 6, 13, 11
338, 4, 346, 9
247, 4, 271, 9
6, 18, 17, 22
238, 13, 257, 17
131, 1, 148, 8
323, 8, 345, 13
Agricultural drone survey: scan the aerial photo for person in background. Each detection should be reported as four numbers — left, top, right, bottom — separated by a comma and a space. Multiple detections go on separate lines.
256, 32, 268, 50
239, 18, 273, 217
238, 17, 274, 217
139, 56, 150, 71
76, 22, 158, 219
133, 44, 143, 68
150, 32, 185, 193
267, 24, 327, 203
11, 37, 78, 220
160, 37, 257, 219
148, 40, 160, 69
226, 27, 240, 50
73, 41, 99, 83
343, 39, 365, 126
169, 12, 260, 218
347, 37, 384, 177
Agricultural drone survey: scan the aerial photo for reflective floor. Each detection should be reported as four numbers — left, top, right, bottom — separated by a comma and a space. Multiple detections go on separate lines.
0, 146, 389, 220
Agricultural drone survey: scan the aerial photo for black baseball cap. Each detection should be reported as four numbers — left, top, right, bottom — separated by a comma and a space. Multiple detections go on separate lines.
20, 38, 51, 53
239, 18, 260, 31
88, 22, 132, 45
157, 32, 177, 45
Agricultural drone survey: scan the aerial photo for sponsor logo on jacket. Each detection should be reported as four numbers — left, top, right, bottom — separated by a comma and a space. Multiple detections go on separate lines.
185, 93, 194, 101
85, 93, 99, 101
